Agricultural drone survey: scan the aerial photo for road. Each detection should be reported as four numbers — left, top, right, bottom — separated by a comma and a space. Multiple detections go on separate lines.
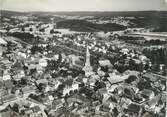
4, 36, 32, 46
127, 32, 167, 38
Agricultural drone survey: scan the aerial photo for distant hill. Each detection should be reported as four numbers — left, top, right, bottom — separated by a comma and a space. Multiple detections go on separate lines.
1, 10, 167, 32
1, 10, 27, 16
1, 10, 167, 17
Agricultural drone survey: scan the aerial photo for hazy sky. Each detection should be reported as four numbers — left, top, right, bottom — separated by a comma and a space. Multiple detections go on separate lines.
0, 0, 167, 11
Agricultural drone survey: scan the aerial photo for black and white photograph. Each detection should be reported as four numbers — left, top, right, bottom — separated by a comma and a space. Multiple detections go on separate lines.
0, 0, 167, 117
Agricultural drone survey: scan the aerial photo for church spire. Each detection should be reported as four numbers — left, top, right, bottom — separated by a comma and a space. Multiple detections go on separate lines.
83, 45, 93, 77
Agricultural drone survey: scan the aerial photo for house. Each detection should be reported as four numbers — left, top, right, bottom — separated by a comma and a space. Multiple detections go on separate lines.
36, 65, 43, 73
132, 58, 141, 64
0, 47, 5, 56
36, 79, 48, 85
97, 70, 105, 77
107, 84, 119, 93
99, 59, 113, 68
161, 94, 166, 104
44, 85, 52, 92
31, 106, 41, 113
3, 80, 14, 89
52, 99, 64, 111
11, 60, 23, 70
0, 109, 19, 117
142, 112, 155, 117
2, 70, 11, 81
120, 48, 129, 54
98, 88, 107, 96
54, 80, 61, 90
17, 103, 43, 117
0, 89, 8, 97
2, 94, 17, 103
67, 94, 90, 106
88, 78, 97, 87
12, 70, 25, 81
40, 96, 50, 105
99, 104, 110, 112
21, 86, 36, 95
144, 94, 161, 110
63, 83, 79, 96
31, 106, 43, 117
1, 59, 13, 69
17, 52, 27, 59
0, 63, 6, 71
90, 74, 100, 81
39, 95, 54, 105
142, 73, 159, 82
107, 72, 129, 84
140, 89, 155, 99
119, 97, 132, 109
139, 55, 148, 62
39, 58, 48, 67
0, 37, 7, 45
0, 70, 3, 80
125, 103, 141, 115
48, 95, 54, 101
64, 78, 73, 85
68, 55, 84, 70
24, 108, 33, 115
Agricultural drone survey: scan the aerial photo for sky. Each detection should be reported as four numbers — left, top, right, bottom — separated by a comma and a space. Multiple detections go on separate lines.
0, 0, 167, 12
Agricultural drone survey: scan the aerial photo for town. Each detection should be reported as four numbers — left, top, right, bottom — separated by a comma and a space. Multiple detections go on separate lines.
0, 10, 167, 117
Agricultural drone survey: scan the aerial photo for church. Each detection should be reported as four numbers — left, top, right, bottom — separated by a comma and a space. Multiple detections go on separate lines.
82, 46, 94, 77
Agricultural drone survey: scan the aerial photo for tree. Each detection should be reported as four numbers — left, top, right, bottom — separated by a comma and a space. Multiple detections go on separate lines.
58, 52, 62, 63
94, 81, 106, 91
6, 27, 10, 32
58, 84, 65, 91
39, 28, 45, 32
38, 83, 45, 91
50, 29, 54, 34
20, 78, 27, 85
21, 27, 25, 32
125, 75, 137, 84
12, 103, 19, 112
29, 28, 33, 32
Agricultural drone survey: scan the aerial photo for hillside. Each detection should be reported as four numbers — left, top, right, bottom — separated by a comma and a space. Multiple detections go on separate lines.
56, 20, 127, 32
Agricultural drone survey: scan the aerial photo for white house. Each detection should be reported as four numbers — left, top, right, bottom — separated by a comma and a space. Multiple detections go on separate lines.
2, 70, 11, 81
0, 37, 7, 45
63, 83, 79, 96
39, 58, 48, 67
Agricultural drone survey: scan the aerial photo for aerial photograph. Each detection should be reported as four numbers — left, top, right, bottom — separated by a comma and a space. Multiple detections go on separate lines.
0, 0, 167, 117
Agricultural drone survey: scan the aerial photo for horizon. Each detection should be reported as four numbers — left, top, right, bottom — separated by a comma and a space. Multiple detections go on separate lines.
1, 9, 167, 13
0, 0, 166, 12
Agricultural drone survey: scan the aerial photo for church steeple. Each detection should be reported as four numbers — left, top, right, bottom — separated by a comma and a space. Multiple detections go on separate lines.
83, 45, 93, 77
85, 45, 91, 65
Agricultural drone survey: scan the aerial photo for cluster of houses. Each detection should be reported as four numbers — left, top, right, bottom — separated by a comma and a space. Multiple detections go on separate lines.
0, 14, 166, 117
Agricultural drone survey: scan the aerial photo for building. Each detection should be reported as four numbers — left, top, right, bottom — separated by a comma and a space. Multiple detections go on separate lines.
2, 94, 17, 103
0, 37, 7, 45
21, 86, 36, 95
82, 46, 93, 77
164, 48, 167, 76
68, 55, 84, 70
